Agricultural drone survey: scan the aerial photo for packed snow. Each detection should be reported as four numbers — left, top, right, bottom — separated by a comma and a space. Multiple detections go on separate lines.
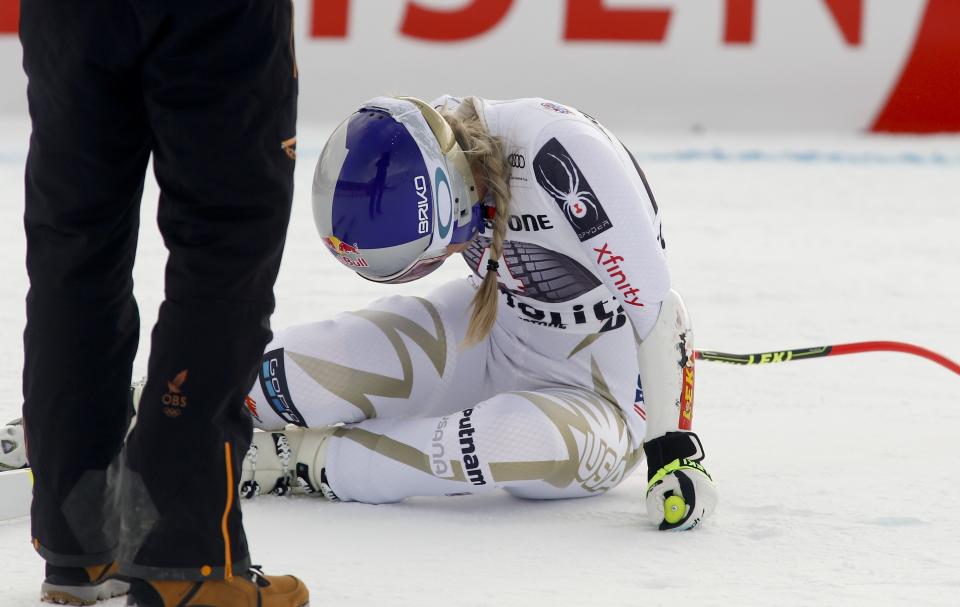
0, 120, 958, 606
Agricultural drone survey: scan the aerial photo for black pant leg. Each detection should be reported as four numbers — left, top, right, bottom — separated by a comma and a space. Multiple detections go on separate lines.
20, 0, 151, 566
119, 0, 297, 580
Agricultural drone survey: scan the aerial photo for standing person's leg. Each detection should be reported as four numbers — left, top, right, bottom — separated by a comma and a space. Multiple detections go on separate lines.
20, 0, 149, 602
119, 0, 303, 599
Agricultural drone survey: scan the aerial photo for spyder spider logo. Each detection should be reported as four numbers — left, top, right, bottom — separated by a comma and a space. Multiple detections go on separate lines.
534, 138, 613, 242
537, 153, 600, 221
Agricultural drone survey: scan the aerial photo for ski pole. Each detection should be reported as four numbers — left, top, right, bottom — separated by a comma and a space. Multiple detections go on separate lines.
694, 341, 960, 376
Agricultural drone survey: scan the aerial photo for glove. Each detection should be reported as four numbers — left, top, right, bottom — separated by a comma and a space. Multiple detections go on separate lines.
1, 418, 28, 470
643, 432, 718, 531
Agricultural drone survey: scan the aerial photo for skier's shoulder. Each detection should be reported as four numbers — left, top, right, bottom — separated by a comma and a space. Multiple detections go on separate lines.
431, 95, 607, 151
484, 98, 601, 145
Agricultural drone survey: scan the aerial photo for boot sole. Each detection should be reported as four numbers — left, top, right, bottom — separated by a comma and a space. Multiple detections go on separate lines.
125, 599, 309, 607
41, 579, 130, 605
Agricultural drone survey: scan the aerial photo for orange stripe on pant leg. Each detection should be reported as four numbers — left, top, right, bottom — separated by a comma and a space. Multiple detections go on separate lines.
221, 442, 235, 580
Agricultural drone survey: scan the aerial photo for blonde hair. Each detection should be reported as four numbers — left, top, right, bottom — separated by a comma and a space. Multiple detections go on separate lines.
439, 97, 512, 346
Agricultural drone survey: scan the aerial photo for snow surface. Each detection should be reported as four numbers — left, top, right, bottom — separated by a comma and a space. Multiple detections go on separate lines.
0, 120, 958, 606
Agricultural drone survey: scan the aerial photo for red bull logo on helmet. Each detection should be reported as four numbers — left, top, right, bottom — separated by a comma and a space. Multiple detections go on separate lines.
324, 235, 369, 268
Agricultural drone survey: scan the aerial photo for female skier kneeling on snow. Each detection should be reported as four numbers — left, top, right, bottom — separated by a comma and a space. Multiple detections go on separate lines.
239, 96, 718, 530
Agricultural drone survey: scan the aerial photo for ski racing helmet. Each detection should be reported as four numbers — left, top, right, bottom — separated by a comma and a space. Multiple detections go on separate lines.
312, 96, 484, 283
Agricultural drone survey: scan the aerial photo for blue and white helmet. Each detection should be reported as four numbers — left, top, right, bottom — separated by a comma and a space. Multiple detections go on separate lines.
312, 96, 484, 283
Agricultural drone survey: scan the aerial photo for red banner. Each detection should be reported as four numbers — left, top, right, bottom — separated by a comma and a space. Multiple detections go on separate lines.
0, 0, 19, 34
3, 0, 960, 132
872, 0, 960, 132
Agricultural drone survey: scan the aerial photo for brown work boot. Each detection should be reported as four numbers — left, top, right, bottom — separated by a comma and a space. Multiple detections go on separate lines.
41, 561, 129, 605
126, 567, 309, 607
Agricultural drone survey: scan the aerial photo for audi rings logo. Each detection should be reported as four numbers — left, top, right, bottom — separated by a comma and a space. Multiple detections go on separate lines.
508, 153, 525, 168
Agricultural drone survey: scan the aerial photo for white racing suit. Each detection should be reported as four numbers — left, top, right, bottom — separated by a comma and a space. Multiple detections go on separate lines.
246, 97, 690, 504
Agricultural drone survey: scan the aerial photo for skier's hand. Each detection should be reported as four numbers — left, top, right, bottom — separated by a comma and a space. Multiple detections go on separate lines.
643, 432, 718, 531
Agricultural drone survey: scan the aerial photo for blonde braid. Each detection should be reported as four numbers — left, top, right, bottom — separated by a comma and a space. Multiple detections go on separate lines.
439, 98, 511, 346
